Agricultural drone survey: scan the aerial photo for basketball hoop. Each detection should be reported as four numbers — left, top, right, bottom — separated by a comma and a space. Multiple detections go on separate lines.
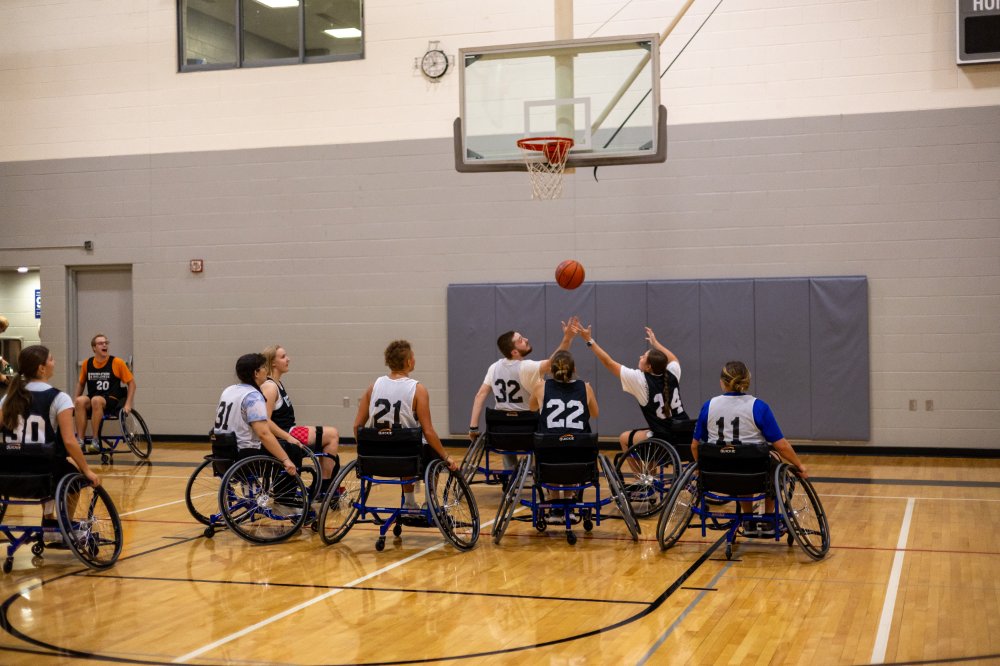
517, 137, 574, 200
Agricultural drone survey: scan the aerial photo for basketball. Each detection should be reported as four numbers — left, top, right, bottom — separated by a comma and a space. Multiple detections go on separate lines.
555, 259, 585, 290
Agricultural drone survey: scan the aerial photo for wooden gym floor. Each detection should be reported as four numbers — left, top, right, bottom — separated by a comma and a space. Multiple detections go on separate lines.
0, 444, 997, 665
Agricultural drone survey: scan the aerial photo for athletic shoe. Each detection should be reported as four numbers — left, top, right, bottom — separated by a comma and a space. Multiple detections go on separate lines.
741, 522, 759, 538
756, 521, 776, 538
546, 508, 566, 525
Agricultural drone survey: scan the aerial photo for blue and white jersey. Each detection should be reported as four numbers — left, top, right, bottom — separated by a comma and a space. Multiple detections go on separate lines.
368, 376, 418, 429
483, 358, 542, 411
215, 383, 268, 451
692, 392, 784, 446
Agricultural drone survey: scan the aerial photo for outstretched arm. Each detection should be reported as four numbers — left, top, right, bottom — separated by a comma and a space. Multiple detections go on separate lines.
538, 317, 578, 375
468, 383, 492, 440
575, 323, 622, 378
645, 327, 678, 364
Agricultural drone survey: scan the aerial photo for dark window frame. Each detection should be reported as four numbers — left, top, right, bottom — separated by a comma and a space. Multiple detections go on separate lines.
177, 0, 364, 73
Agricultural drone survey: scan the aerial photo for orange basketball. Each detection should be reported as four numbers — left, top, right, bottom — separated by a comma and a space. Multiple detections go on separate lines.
555, 259, 585, 290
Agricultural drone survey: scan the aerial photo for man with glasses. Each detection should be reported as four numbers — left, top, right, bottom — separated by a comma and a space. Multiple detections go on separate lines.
73, 334, 136, 450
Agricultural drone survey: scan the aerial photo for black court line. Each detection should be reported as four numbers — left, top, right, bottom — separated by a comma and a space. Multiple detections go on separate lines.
90, 573, 648, 606
813, 476, 1000, 489
680, 586, 717, 592
862, 654, 1000, 665
0, 532, 727, 665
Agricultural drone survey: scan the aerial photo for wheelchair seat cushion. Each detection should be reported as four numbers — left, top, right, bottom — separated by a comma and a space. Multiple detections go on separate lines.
698, 441, 773, 496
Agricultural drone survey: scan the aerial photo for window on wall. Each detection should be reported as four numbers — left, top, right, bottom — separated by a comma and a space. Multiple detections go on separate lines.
179, 0, 363, 71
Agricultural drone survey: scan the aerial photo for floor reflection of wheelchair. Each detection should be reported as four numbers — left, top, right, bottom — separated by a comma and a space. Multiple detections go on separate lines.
492, 432, 640, 546
460, 409, 537, 489
90, 408, 153, 463
0, 449, 123, 572
657, 442, 830, 560
318, 427, 480, 552
612, 419, 695, 518
188, 432, 340, 542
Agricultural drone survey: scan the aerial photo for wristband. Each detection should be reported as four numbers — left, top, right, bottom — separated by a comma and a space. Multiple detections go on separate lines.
586, 339, 594, 347
468, 426, 479, 431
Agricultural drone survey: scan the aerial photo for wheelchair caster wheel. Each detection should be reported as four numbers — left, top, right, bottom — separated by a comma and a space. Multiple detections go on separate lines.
725, 543, 733, 560
375, 537, 386, 551
31, 543, 44, 556
786, 532, 794, 546
393, 523, 402, 538
203, 526, 215, 538
310, 521, 318, 533
534, 519, 546, 532
101, 454, 111, 465
583, 519, 593, 532
566, 531, 577, 546
3, 557, 12, 574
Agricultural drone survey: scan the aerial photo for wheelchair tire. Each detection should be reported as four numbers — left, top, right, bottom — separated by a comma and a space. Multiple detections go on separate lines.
55, 473, 123, 570
119, 409, 152, 459
599, 454, 640, 541
318, 459, 363, 545
298, 447, 322, 503
425, 459, 480, 551
459, 432, 487, 485
492, 455, 530, 545
0, 495, 7, 523
219, 456, 308, 544
185, 459, 222, 527
613, 437, 681, 518
656, 463, 698, 550
775, 464, 830, 560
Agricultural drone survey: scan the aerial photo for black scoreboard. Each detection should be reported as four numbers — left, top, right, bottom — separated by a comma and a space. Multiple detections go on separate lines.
958, 0, 1000, 64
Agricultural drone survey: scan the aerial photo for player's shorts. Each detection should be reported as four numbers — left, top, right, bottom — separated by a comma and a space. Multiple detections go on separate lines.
288, 425, 324, 453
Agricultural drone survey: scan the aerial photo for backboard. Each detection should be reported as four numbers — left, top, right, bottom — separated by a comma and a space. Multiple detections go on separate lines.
455, 34, 665, 173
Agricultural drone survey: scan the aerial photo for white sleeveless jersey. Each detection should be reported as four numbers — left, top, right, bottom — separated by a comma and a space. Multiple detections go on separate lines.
368, 376, 419, 429
705, 394, 766, 446
483, 358, 542, 411
215, 383, 265, 450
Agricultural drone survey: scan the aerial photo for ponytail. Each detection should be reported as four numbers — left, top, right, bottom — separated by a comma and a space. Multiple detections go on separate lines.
2, 345, 50, 431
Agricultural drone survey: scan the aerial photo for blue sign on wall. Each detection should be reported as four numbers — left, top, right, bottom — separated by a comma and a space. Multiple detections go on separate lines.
34, 289, 41, 319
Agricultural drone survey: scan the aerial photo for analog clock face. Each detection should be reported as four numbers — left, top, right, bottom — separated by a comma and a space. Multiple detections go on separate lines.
420, 49, 448, 79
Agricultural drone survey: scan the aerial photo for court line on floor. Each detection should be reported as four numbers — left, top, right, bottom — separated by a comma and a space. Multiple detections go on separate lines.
870, 496, 915, 664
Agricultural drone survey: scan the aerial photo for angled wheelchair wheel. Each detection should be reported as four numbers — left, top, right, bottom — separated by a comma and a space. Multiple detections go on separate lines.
119, 410, 152, 459
297, 447, 322, 502
775, 464, 830, 560
613, 437, 681, 518
460, 432, 487, 484
599, 455, 640, 541
492, 455, 530, 545
318, 459, 362, 545
426, 460, 480, 551
55, 473, 123, 570
657, 464, 698, 550
219, 455, 308, 544
185, 459, 222, 526
0, 495, 7, 523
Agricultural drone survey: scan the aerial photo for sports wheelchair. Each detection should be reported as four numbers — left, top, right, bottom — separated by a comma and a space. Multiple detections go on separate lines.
88, 408, 153, 463
612, 418, 696, 518
186, 431, 334, 544
0, 444, 123, 572
317, 427, 479, 552
460, 408, 537, 489
492, 432, 640, 546
656, 442, 830, 560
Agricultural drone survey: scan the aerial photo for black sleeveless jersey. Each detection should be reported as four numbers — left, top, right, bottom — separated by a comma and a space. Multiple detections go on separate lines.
538, 379, 591, 434
0, 387, 65, 457
640, 370, 687, 436
85, 355, 126, 400
267, 378, 296, 430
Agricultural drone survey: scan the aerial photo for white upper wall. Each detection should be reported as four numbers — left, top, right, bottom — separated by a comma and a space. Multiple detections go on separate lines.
1, 0, 999, 162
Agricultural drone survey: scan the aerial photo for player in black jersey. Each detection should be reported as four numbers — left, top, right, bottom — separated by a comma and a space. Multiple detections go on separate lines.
574, 323, 689, 459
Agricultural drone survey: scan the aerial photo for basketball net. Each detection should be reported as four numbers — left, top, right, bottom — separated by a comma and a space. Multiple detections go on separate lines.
517, 137, 574, 200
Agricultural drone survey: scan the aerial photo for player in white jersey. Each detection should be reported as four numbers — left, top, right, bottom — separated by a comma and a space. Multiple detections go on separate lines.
691, 360, 808, 536
213, 353, 298, 478
467, 318, 578, 468
354, 339, 458, 509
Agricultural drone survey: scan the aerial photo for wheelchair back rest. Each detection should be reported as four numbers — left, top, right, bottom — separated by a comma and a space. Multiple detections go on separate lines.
532, 432, 599, 485
485, 408, 538, 451
668, 418, 697, 442
209, 430, 238, 476
0, 439, 59, 499
356, 427, 423, 477
697, 442, 772, 497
